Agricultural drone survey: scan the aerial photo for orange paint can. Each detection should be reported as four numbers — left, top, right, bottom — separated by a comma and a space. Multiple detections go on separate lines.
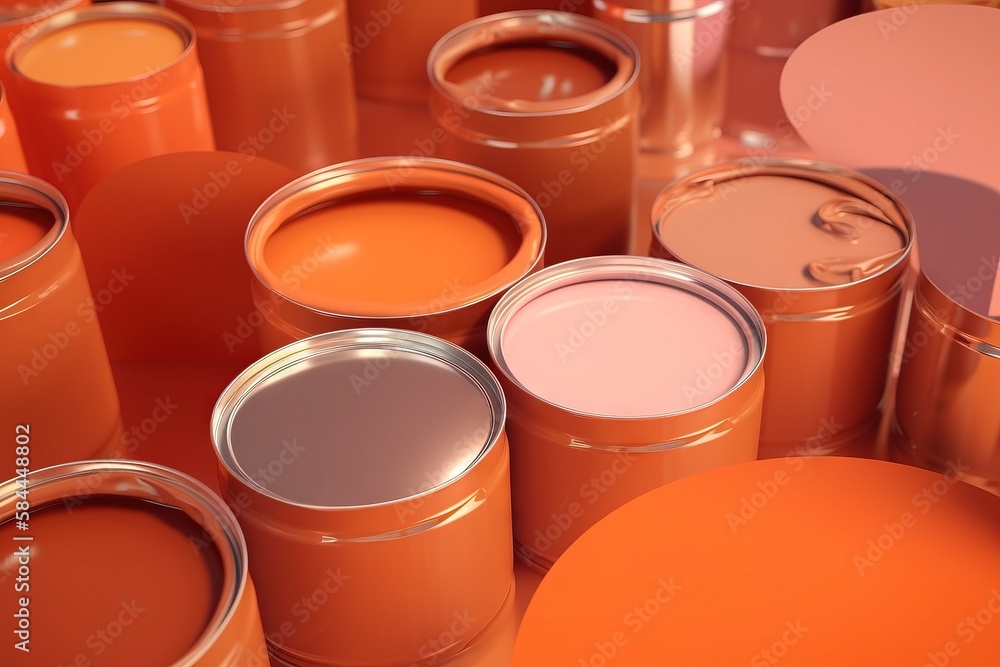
211, 329, 514, 666
651, 158, 914, 458
164, 0, 357, 175
0, 0, 90, 89
346, 0, 478, 103
0, 460, 268, 666
4, 2, 215, 210
245, 157, 545, 360
0, 171, 122, 470
428, 10, 640, 265
488, 256, 766, 571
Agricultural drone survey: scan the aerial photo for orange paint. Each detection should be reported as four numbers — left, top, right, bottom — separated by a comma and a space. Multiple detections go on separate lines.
5, 4, 215, 210
510, 457, 1000, 665
0, 461, 269, 666
15, 17, 184, 85
164, 0, 356, 175
0, 202, 48, 261
429, 11, 639, 264
247, 157, 545, 359
0, 171, 123, 469
347, 0, 478, 103
0, 0, 90, 90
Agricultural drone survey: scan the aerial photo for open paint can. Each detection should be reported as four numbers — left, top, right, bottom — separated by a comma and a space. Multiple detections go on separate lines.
0, 170, 123, 469
652, 158, 914, 458
0, 460, 268, 666
245, 156, 545, 360
211, 328, 513, 666
488, 255, 765, 570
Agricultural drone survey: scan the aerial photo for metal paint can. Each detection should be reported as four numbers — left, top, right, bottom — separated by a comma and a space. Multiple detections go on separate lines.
245, 156, 546, 361
590, 0, 733, 175
651, 158, 914, 458
4, 2, 215, 210
164, 0, 357, 176
428, 10, 640, 265
488, 255, 765, 571
0, 170, 123, 469
0, 460, 268, 666
211, 328, 513, 666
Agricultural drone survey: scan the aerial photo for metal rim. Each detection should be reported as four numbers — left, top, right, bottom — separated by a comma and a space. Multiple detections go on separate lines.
0, 170, 68, 282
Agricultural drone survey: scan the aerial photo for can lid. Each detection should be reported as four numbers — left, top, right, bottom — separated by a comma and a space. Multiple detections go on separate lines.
489, 256, 765, 419
652, 158, 912, 291
213, 329, 505, 508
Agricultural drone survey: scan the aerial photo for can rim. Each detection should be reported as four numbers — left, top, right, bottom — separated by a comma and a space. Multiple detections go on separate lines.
5, 2, 197, 90
0, 0, 85, 28
428, 10, 640, 118
211, 328, 508, 510
0, 170, 69, 281
244, 156, 547, 319
487, 255, 767, 420
0, 459, 250, 666
651, 157, 916, 293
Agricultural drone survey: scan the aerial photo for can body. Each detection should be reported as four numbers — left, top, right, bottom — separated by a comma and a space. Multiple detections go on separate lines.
5, 3, 215, 210
651, 159, 914, 458
591, 0, 731, 171
0, 82, 25, 171
166, 0, 357, 175
893, 272, 1000, 493
347, 0, 478, 103
245, 157, 546, 361
212, 329, 514, 666
723, 0, 859, 148
0, 171, 122, 469
0, 461, 268, 666
488, 256, 766, 570
428, 10, 640, 265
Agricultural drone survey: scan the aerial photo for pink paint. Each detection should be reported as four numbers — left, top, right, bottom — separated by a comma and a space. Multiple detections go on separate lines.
500, 279, 747, 417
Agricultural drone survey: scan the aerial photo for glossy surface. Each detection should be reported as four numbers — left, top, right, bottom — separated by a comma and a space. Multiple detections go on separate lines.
0, 203, 50, 262
0, 498, 222, 666
262, 192, 522, 310
657, 174, 906, 289
229, 346, 493, 506
501, 279, 746, 416
14, 17, 185, 85
511, 457, 1000, 665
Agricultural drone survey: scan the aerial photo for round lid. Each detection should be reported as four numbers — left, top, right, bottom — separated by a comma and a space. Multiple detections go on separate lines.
512, 457, 1000, 666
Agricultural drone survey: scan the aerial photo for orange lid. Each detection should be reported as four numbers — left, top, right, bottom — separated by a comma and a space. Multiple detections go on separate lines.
512, 457, 1000, 665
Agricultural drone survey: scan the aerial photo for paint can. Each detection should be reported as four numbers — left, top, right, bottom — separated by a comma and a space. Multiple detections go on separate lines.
245, 156, 545, 361
651, 158, 914, 458
0, 460, 268, 666
487, 255, 765, 571
0, 170, 123, 469
211, 328, 513, 666
428, 10, 640, 264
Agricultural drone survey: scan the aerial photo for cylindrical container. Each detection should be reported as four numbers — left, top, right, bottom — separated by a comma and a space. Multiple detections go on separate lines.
5, 2, 215, 210
0, 80, 25, 171
651, 159, 914, 458
591, 0, 732, 173
164, 0, 356, 176
0, 0, 90, 88
211, 329, 513, 667
723, 0, 859, 149
428, 10, 640, 265
0, 460, 268, 666
346, 0, 477, 103
488, 256, 766, 571
893, 272, 1000, 493
245, 157, 546, 360
0, 171, 122, 469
